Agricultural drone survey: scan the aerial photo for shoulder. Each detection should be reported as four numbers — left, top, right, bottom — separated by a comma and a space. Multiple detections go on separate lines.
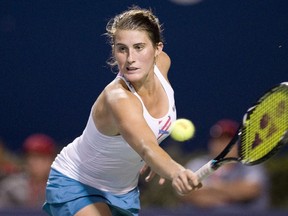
102, 78, 142, 112
93, 79, 142, 135
103, 79, 134, 103
156, 51, 171, 77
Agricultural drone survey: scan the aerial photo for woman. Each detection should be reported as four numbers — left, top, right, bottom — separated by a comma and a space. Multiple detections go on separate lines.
43, 6, 201, 216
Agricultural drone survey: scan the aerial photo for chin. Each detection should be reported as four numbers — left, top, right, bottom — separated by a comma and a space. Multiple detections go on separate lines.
123, 73, 143, 82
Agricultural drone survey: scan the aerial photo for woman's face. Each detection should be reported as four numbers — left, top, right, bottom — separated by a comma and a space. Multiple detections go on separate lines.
113, 29, 162, 83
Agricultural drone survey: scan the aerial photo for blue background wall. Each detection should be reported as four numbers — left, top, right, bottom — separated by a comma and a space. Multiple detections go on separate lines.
1, 0, 287, 152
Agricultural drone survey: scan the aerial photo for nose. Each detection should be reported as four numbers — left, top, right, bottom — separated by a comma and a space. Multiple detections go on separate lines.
127, 49, 135, 64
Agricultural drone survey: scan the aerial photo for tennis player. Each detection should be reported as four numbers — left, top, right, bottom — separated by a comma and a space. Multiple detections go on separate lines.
42, 6, 201, 216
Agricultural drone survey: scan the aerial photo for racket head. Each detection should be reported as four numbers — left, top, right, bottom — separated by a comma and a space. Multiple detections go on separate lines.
239, 82, 288, 165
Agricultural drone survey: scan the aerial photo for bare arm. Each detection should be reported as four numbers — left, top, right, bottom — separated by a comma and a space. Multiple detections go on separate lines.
100, 82, 200, 194
156, 51, 171, 80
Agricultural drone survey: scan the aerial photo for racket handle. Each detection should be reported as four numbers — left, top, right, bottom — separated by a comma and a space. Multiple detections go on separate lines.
195, 160, 216, 182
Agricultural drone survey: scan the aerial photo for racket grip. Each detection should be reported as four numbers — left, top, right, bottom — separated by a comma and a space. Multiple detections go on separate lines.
195, 160, 216, 182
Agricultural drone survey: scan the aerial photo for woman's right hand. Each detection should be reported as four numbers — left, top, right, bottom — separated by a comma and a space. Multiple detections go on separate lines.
171, 169, 202, 195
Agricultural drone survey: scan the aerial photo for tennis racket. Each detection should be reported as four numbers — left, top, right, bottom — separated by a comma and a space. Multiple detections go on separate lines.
195, 82, 288, 182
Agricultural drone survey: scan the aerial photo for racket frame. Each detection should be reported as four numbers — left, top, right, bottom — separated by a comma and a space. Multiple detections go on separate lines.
195, 82, 288, 181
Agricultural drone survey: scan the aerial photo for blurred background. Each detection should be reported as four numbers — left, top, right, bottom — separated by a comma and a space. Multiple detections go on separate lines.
0, 0, 288, 215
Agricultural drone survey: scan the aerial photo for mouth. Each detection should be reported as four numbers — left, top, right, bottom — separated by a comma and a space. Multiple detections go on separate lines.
126, 66, 138, 72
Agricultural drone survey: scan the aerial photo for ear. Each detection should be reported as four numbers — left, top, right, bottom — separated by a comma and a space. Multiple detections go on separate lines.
112, 44, 115, 55
155, 42, 164, 57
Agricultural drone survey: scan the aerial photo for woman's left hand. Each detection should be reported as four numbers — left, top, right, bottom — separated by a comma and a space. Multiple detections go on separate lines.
140, 164, 166, 185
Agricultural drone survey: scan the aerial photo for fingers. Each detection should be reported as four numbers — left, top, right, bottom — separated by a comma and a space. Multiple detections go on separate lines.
158, 177, 166, 185
140, 164, 155, 182
172, 169, 202, 195
140, 164, 149, 175
145, 170, 156, 182
141, 165, 167, 185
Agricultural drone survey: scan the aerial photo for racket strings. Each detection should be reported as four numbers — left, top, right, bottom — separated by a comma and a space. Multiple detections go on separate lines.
241, 84, 288, 164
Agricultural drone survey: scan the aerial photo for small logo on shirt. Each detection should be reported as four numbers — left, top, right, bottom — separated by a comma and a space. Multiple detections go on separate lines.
157, 115, 172, 141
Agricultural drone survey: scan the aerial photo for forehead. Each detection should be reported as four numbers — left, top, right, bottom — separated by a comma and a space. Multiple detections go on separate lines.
114, 29, 151, 45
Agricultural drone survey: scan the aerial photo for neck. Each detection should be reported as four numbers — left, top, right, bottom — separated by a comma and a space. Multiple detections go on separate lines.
133, 64, 156, 94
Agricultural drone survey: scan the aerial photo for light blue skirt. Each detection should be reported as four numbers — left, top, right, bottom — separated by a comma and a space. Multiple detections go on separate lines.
42, 169, 140, 216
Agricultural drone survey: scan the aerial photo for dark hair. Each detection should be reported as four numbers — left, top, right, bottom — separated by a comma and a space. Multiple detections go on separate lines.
105, 6, 164, 68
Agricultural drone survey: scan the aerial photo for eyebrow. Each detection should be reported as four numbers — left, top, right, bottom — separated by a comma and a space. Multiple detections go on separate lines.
115, 42, 146, 46
115, 43, 125, 46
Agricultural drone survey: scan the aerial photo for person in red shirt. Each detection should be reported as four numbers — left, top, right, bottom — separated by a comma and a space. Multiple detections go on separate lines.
0, 133, 57, 209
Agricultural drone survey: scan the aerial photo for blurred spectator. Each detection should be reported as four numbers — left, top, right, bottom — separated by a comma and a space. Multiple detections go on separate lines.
0, 133, 57, 209
180, 119, 270, 212
0, 138, 20, 180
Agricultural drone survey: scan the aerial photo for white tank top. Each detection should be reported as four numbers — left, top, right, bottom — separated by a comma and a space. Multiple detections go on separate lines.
51, 65, 177, 195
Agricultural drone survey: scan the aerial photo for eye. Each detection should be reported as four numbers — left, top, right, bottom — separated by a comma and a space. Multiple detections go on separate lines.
116, 45, 127, 53
134, 44, 144, 51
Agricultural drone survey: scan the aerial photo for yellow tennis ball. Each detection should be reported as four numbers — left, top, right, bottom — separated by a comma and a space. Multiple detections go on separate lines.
170, 118, 195, 142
